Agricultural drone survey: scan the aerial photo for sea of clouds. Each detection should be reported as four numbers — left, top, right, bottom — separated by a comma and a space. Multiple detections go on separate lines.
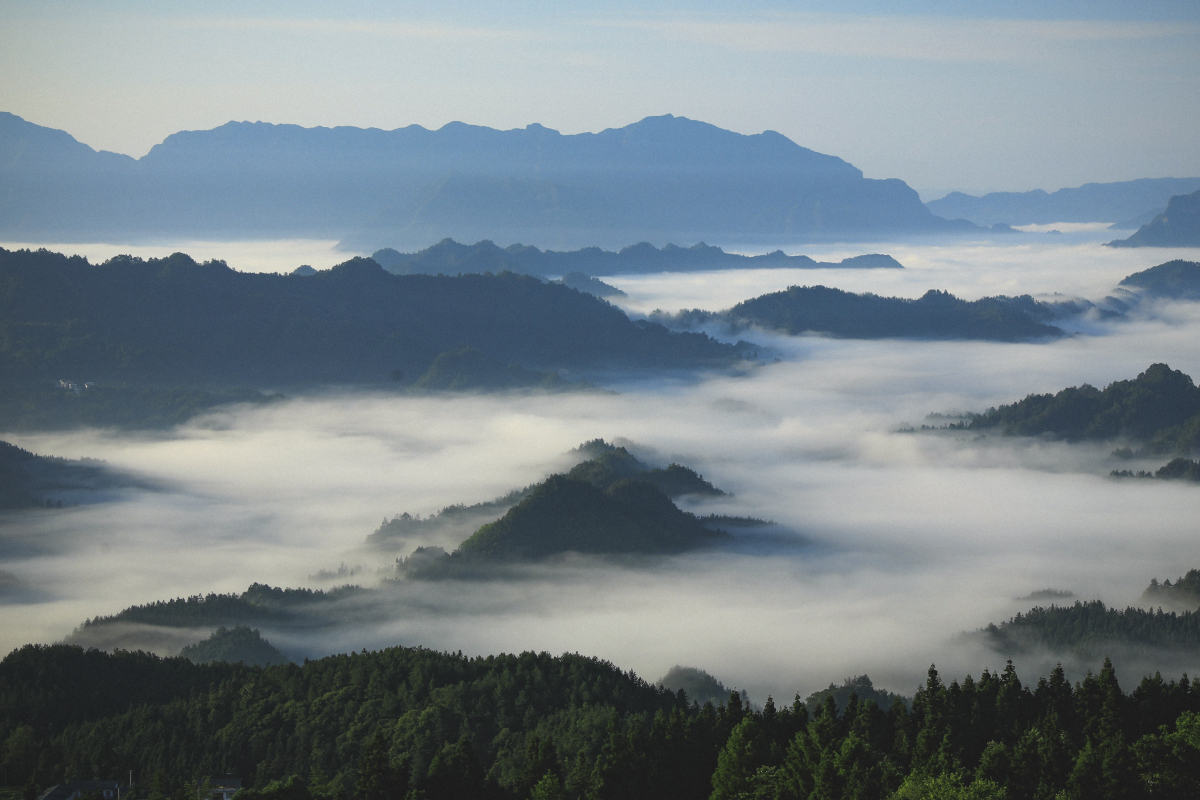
3, 230, 1200, 703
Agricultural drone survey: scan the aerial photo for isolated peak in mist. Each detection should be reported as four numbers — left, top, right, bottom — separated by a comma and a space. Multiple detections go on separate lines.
0, 111, 973, 247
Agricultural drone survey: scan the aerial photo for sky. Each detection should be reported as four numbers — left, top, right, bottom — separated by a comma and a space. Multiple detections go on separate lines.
2, 1, 1199, 198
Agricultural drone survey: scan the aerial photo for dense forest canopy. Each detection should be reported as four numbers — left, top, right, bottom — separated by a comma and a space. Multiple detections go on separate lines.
0, 248, 742, 387
978, 601, 1200, 658
964, 364, 1200, 453
3, 642, 1200, 800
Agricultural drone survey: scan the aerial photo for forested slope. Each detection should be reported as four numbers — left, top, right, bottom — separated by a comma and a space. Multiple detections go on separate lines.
0, 248, 741, 387
964, 364, 1200, 453
3, 644, 1200, 800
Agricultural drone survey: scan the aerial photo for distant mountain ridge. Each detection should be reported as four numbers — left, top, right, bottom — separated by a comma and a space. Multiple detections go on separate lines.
0, 111, 973, 247
368, 238, 905, 277
1107, 189, 1200, 248
926, 177, 1200, 226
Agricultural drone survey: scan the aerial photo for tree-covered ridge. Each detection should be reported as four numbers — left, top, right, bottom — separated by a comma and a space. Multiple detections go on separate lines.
1117, 260, 1200, 300
657, 666, 750, 709
654, 286, 1068, 342
965, 364, 1200, 453
563, 443, 725, 499
0, 248, 742, 387
978, 601, 1200, 656
371, 441, 727, 558
435, 474, 727, 565
1111, 457, 1200, 482
557, 273, 625, 299
71, 584, 361, 633
178, 626, 289, 667
1143, 570, 1200, 611
801, 676, 910, 715
368, 239, 904, 279
4, 643, 1200, 800
0, 440, 143, 510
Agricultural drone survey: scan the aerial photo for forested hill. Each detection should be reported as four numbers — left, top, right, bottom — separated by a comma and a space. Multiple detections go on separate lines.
1118, 259, 1200, 299
0, 440, 140, 510
5, 642, 1200, 800
0, 248, 742, 386
964, 363, 1200, 452
657, 286, 1066, 341
369, 239, 905, 278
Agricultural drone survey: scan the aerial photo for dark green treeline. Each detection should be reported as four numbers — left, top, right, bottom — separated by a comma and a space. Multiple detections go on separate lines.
2, 644, 1199, 800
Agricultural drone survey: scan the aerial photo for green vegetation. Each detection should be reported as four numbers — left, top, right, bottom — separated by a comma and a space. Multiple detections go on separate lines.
659, 286, 1067, 342
802, 676, 910, 715
978, 601, 1200, 657
0, 440, 140, 510
1117, 260, 1200, 300
71, 584, 362, 635
178, 626, 289, 667
411, 347, 590, 393
0, 382, 282, 432
1111, 458, 1200, 482
444, 474, 726, 564
3, 643, 1200, 799
0, 248, 741, 390
1143, 571, 1200, 611
372, 441, 727, 560
964, 364, 1200, 453
564, 442, 724, 499
657, 666, 748, 708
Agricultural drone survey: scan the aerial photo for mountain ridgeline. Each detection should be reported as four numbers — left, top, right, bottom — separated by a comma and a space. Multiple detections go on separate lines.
655, 286, 1070, 342
397, 442, 730, 575
960, 364, 1200, 454
0, 248, 743, 388
4, 642, 1200, 800
368, 239, 905, 278
926, 177, 1200, 227
0, 111, 976, 249
1108, 189, 1200, 248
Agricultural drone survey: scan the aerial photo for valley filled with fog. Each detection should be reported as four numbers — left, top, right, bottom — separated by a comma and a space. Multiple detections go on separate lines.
4, 230, 1200, 704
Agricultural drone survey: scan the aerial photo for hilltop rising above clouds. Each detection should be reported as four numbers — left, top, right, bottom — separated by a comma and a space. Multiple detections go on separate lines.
0, 111, 972, 248
0, 247, 743, 388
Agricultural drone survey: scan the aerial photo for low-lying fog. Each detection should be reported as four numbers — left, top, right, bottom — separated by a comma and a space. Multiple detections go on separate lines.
4, 233, 1200, 703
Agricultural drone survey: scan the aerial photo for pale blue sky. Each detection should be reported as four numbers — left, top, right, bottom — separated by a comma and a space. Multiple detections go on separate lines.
2, 0, 1197, 197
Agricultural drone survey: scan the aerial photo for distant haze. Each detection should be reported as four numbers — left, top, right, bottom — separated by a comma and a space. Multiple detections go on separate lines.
1, 3, 1197, 195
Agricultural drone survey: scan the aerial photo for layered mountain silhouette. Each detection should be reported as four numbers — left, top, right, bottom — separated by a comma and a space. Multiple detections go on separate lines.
927, 178, 1200, 227
369, 238, 904, 277
1107, 189, 1200, 248
1, 111, 973, 248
